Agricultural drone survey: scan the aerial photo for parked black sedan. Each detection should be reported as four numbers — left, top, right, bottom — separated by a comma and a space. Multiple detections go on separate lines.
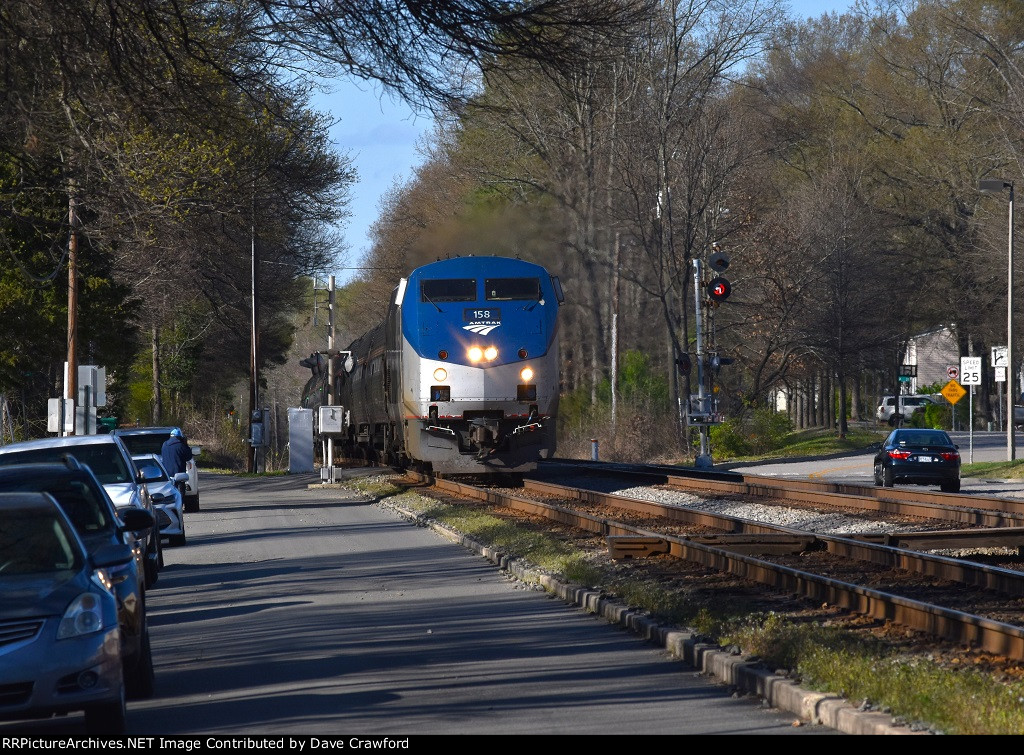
0, 457, 157, 700
873, 428, 961, 493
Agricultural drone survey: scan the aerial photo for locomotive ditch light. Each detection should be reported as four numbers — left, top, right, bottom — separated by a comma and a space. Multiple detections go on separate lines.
520, 367, 534, 382
433, 368, 448, 382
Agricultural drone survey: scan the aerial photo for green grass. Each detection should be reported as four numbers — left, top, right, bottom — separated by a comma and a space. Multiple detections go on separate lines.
960, 458, 1024, 480
338, 473, 1024, 735
714, 426, 887, 462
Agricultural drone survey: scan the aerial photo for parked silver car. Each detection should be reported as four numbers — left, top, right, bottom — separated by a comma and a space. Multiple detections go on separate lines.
0, 491, 129, 735
876, 395, 935, 426
115, 427, 200, 513
133, 453, 187, 547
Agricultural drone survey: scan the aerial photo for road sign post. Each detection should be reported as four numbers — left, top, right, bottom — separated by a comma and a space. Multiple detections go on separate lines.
961, 357, 981, 463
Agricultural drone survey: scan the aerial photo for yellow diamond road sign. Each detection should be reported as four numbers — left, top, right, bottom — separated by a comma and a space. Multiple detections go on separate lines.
941, 380, 966, 405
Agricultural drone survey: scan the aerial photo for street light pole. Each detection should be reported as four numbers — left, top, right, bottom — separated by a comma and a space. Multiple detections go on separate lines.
980, 178, 1015, 461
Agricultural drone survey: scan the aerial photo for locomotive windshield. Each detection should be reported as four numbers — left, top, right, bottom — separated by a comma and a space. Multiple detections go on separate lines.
421, 278, 476, 302
485, 278, 541, 301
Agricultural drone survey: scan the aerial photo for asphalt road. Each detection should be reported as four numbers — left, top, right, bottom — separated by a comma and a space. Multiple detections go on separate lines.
721, 429, 1024, 497
0, 471, 839, 737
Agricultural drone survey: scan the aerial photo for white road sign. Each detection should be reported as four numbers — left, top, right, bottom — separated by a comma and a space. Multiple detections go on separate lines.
961, 356, 982, 386
947, 365, 959, 380
996, 366, 1007, 383
992, 346, 1008, 368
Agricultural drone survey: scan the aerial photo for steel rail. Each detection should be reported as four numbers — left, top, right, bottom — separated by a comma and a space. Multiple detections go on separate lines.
520, 478, 1024, 596
411, 471, 1024, 660
539, 459, 1024, 528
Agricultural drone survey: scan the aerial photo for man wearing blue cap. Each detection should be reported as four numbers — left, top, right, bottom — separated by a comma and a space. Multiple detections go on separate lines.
161, 427, 193, 478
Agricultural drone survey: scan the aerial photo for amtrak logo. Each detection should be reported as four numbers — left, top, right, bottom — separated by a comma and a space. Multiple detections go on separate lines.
463, 322, 500, 335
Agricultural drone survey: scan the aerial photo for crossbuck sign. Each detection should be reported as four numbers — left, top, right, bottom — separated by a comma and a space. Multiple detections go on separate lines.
960, 356, 982, 386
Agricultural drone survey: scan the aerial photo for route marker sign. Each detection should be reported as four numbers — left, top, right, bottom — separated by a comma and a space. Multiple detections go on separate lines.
942, 380, 966, 405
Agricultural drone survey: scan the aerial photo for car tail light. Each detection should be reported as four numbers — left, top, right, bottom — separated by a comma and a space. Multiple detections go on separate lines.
940, 451, 960, 461
888, 450, 912, 460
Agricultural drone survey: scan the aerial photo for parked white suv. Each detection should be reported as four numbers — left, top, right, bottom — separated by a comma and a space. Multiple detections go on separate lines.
114, 426, 200, 512
876, 395, 935, 426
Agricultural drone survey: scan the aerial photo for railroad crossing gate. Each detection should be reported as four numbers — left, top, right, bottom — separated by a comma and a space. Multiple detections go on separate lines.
941, 380, 966, 405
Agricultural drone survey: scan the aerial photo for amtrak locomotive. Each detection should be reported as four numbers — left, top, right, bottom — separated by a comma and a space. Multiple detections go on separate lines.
307, 256, 563, 474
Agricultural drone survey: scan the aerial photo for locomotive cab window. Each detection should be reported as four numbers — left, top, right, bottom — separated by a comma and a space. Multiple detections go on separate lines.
421, 278, 476, 302
486, 278, 541, 301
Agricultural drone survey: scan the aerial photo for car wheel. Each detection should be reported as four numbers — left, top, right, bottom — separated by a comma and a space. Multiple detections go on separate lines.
873, 464, 882, 486
882, 465, 894, 487
184, 495, 199, 513
941, 480, 961, 493
84, 685, 127, 736
887, 415, 897, 427
126, 628, 155, 700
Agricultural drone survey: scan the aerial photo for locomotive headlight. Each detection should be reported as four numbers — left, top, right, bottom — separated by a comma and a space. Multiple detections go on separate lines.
520, 367, 534, 382
484, 346, 498, 361
468, 346, 483, 362
433, 368, 448, 382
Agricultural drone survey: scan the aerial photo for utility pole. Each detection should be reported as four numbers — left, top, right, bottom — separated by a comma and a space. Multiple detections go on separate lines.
66, 187, 79, 437
326, 275, 336, 473
611, 234, 619, 440
248, 190, 260, 474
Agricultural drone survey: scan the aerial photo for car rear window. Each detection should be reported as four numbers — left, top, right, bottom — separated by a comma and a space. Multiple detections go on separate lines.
0, 477, 111, 534
0, 447, 131, 485
0, 510, 81, 573
117, 433, 171, 455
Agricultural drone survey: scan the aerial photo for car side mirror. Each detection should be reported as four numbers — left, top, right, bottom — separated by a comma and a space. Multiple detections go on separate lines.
118, 507, 155, 534
173, 472, 188, 484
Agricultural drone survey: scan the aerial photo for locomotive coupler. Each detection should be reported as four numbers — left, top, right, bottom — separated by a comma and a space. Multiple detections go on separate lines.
469, 419, 500, 455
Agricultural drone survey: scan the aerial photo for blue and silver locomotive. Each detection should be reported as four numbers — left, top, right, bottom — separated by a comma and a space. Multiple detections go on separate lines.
327, 256, 563, 474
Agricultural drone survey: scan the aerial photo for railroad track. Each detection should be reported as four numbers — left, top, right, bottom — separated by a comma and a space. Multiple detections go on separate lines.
403, 463, 1024, 662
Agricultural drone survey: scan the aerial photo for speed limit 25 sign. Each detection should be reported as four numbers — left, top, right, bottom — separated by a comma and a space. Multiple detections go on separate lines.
960, 356, 982, 386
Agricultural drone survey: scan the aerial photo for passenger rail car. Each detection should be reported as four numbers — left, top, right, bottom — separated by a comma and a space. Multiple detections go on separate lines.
336, 256, 563, 474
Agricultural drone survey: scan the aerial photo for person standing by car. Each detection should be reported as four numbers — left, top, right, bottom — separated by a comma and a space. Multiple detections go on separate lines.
161, 427, 193, 478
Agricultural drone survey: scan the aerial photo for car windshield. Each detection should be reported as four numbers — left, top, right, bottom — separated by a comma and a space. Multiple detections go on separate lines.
0, 509, 80, 574
0, 447, 131, 485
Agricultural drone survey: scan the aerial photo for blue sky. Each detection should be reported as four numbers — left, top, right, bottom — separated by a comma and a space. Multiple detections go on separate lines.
315, 1, 856, 285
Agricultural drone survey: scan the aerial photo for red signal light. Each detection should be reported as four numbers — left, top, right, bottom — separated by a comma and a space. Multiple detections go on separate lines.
706, 276, 731, 302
